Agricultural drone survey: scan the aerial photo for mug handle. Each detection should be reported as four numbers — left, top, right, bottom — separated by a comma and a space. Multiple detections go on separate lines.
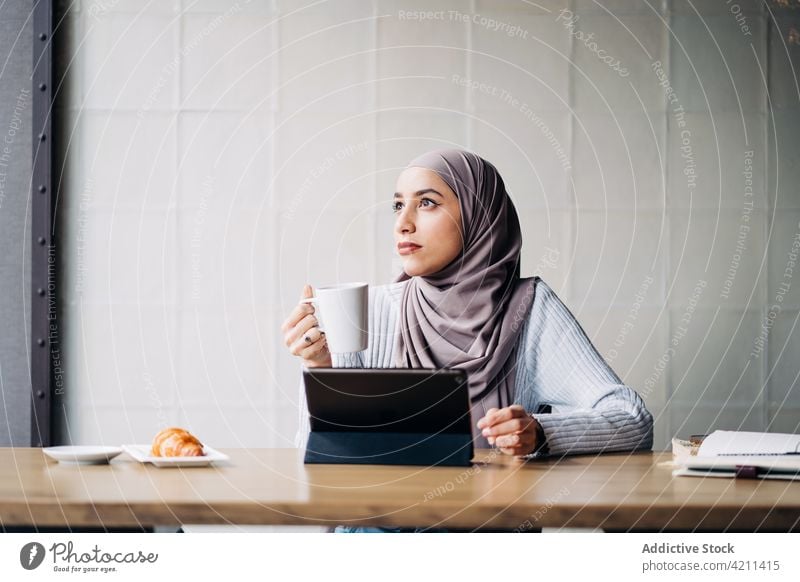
299, 297, 325, 332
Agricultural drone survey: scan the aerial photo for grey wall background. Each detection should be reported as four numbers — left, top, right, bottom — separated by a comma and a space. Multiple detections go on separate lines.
50, 0, 800, 456
0, 0, 33, 446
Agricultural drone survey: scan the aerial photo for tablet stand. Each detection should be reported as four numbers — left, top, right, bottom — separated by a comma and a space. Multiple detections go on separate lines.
304, 431, 474, 466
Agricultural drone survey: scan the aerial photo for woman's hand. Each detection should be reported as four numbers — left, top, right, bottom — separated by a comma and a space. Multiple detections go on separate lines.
281, 284, 332, 368
476, 404, 540, 456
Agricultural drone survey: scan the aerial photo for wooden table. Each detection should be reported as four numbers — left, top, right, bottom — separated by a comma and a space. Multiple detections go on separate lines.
1, 448, 798, 532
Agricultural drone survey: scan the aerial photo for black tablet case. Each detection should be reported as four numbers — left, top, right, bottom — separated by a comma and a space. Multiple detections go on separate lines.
302, 368, 474, 467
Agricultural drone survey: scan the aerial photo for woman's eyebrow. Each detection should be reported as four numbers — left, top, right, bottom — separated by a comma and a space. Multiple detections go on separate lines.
393, 189, 444, 199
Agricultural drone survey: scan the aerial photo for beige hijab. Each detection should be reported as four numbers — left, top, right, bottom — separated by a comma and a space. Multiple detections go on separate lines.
393, 149, 537, 446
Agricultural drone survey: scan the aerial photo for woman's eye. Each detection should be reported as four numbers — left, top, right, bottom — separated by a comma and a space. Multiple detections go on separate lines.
392, 198, 438, 212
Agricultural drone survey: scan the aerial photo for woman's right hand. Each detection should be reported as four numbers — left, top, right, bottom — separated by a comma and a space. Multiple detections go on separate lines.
281, 284, 332, 368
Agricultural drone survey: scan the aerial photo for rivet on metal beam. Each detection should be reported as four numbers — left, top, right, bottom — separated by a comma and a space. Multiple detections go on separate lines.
37, 338, 45, 347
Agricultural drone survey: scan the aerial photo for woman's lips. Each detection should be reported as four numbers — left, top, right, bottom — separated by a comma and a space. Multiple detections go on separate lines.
397, 243, 422, 255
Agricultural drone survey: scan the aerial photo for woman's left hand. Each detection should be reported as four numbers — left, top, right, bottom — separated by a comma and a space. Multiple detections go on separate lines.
476, 404, 540, 456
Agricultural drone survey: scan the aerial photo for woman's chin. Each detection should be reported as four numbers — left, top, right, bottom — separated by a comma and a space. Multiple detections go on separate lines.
399, 260, 424, 278
402, 265, 436, 278
400, 254, 447, 278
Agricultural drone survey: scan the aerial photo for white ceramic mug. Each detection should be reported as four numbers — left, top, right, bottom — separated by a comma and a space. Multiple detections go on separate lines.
300, 282, 369, 353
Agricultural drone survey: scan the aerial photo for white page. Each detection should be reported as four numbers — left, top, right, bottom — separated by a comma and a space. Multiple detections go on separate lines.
673, 467, 800, 481
698, 430, 800, 456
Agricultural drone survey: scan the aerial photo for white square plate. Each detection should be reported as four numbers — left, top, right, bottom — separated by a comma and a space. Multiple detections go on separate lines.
121, 444, 229, 467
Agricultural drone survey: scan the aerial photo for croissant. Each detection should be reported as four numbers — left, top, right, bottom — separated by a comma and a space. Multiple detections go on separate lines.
151, 427, 205, 457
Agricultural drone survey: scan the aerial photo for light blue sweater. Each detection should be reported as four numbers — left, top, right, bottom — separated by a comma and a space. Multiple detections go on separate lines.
295, 277, 654, 456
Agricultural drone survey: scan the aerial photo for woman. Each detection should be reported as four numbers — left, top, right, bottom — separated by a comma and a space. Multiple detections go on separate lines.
285, 147, 653, 453
282, 149, 653, 532
282, 148, 653, 530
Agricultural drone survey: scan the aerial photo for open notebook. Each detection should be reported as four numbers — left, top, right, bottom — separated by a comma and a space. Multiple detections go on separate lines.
673, 430, 800, 481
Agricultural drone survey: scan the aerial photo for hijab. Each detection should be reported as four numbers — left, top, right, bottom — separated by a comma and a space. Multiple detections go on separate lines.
392, 148, 537, 447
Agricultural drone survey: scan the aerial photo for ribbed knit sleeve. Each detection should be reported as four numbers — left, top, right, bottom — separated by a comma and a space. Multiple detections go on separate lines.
368, 282, 403, 368
515, 279, 654, 457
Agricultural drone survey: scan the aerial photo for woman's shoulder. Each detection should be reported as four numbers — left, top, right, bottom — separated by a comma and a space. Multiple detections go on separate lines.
527, 275, 565, 305
534, 275, 557, 296
515, 276, 568, 359
516, 275, 546, 307
522, 276, 584, 339
519, 276, 563, 327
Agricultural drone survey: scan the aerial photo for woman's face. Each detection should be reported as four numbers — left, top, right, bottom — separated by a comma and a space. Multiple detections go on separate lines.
393, 166, 463, 277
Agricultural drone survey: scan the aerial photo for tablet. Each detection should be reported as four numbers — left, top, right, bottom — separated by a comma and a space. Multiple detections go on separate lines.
302, 368, 474, 466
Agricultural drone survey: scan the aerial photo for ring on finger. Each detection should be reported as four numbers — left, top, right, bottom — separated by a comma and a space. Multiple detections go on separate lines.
304, 327, 322, 344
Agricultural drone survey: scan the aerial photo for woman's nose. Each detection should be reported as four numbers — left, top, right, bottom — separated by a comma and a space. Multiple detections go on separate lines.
395, 207, 415, 233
